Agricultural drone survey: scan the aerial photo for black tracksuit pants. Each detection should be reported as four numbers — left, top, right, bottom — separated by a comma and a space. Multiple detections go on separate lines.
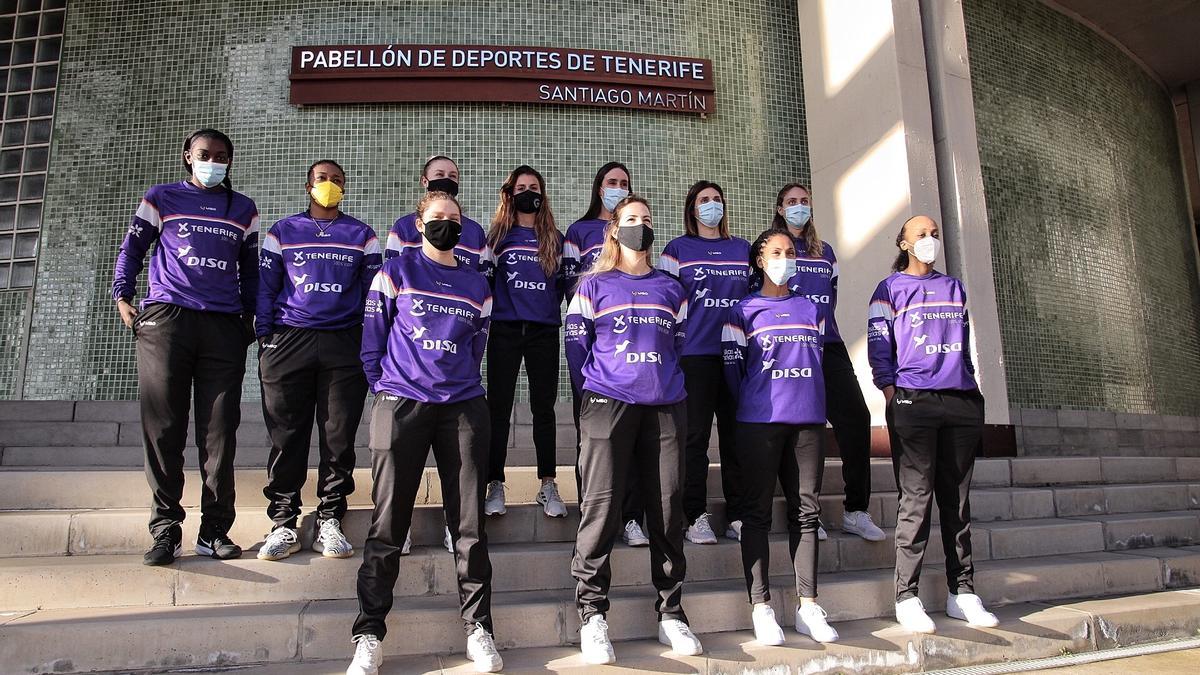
259, 325, 366, 530
823, 341, 872, 513
135, 303, 249, 539
353, 394, 493, 639
486, 320, 559, 481
737, 422, 824, 602
572, 388, 643, 523
886, 387, 983, 602
572, 392, 688, 623
680, 355, 741, 525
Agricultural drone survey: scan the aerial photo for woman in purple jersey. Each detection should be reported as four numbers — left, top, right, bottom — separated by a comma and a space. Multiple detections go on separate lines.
480, 165, 568, 518
564, 161, 647, 546
722, 229, 839, 645
658, 180, 750, 546
347, 191, 502, 675
773, 183, 883, 544
255, 160, 381, 563
565, 195, 703, 665
867, 215, 998, 634
112, 128, 259, 566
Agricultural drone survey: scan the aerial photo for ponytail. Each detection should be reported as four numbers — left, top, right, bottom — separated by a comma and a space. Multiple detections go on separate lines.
891, 217, 912, 272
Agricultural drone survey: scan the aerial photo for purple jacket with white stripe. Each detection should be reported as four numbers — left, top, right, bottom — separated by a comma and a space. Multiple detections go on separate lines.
658, 234, 750, 356
384, 212, 487, 272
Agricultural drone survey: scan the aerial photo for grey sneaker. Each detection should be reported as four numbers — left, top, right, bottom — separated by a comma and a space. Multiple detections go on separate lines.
622, 519, 649, 546
537, 480, 568, 518
257, 526, 300, 561
685, 513, 718, 544
314, 518, 353, 558
483, 480, 506, 515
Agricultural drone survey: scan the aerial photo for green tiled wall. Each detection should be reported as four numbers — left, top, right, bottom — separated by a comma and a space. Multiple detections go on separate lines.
15, 0, 808, 400
0, 287, 28, 397
964, 0, 1200, 416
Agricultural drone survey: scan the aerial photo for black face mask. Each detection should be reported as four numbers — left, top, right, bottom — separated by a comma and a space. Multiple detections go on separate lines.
426, 177, 459, 197
422, 219, 462, 251
513, 190, 542, 214
616, 224, 654, 252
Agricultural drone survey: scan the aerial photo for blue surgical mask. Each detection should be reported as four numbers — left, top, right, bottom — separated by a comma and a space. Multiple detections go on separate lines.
697, 201, 724, 228
192, 160, 228, 188
601, 187, 629, 213
784, 203, 811, 228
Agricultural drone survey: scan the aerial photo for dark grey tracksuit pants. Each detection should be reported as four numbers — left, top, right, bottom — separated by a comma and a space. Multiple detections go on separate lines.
737, 422, 825, 602
572, 387, 644, 523
823, 341, 873, 513
353, 394, 493, 639
486, 320, 559, 481
259, 325, 367, 530
680, 355, 742, 525
135, 302, 249, 539
572, 391, 688, 623
886, 387, 984, 601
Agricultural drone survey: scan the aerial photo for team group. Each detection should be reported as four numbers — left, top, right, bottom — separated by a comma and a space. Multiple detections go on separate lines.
112, 128, 995, 674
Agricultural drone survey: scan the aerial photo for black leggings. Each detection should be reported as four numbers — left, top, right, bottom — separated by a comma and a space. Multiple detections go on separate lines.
486, 321, 559, 481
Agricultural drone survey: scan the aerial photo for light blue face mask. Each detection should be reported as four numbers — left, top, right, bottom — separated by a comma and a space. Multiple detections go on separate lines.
784, 203, 811, 228
192, 160, 228, 188
697, 201, 724, 228
601, 187, 629, 213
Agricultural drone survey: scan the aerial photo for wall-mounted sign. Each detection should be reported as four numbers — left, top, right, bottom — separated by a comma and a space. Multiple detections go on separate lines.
289, 45, 715, 116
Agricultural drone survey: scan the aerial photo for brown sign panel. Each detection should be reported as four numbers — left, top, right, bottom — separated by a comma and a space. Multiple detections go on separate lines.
289, 45, 715, 116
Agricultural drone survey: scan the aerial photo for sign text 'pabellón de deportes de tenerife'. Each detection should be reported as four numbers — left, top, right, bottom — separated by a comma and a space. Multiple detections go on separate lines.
289, 45, 715, 116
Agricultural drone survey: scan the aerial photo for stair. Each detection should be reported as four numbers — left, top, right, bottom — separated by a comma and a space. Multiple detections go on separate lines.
1, 402, 1199, 673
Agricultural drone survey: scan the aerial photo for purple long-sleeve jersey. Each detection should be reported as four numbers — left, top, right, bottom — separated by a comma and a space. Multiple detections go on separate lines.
384, 212, 486, 272
562, 217, 607, 285
480, 226, 566, 325
867, 270, 977, 391
565, 269, 688, 406
658, 234, 750, 356
361, 251, 491, 403
113, 181, 259, 314
787, 240, 842, 343
722, 293, 826, 425
256, 211, 382, 336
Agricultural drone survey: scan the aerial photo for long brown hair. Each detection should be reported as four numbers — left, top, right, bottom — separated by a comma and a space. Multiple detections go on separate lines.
683, 180, 730, 238
772, 182, 823, 258
487, 165, 560, 277
581, 161, 632, 221
586, 194, 651, 277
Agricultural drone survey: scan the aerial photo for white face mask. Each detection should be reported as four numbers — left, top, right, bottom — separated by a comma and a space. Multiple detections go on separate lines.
191, 160, 228, 188
783, 203, 811, 228
601, 187, 629, 213
911, 236, 941, 264
697, 201, 724, 228
763, 258, 797, 286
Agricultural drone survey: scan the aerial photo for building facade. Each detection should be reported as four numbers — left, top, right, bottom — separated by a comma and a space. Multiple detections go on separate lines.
1, 0, 1197, 455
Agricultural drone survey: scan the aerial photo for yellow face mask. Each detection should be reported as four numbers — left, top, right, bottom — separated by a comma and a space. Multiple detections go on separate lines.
310, 181, 344, 209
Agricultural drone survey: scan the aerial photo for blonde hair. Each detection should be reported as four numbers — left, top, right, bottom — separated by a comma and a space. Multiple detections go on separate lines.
415, 190, 461, 223
772, 182, 823, 258
586, 194, 651, 277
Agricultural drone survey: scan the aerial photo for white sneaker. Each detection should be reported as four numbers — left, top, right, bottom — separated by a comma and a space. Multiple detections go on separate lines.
484, 480, 506, 516
842, 511, 886, 542
466, 623, 503, 673
443, 526, 454, 553
795, 603, 839, 643
622, 519, 649, 547
401, 530, 412, 556
817, 523, 828, 541
657, 618, 703, 656
314, 518, 354, 558
751, 603, 785, 645
537, 480, 568, 518
685, 513, 719, 544
257, 526, 300, 561
579, 615, 615, 665
947, 593, 999, 628
895, 597, 937, 633
725, 519, 742, 541
346, 633, 382, 675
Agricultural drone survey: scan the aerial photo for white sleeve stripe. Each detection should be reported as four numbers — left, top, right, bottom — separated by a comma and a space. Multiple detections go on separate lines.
868, 303, 894, 320
566, 293, 593, 320
245, 215, 260, 240
385, 232, 404, 252
720, 324, 746, 346
831, 262, 839, 279
481, 297, 493, 318
657, 256, 679, 275
676, 299, 689, 323
364, 238, 382, 255
135, 201, 162, 230
369, 272, 396, 298
263, 236, 282, 255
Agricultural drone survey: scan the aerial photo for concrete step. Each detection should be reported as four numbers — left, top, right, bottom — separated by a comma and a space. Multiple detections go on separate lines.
160, 590, 1200, 674
5, 517, 1197, 612
1, 550, 1197, 673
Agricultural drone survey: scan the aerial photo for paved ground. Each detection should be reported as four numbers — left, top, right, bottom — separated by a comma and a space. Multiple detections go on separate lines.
1023, 647, 1200, 673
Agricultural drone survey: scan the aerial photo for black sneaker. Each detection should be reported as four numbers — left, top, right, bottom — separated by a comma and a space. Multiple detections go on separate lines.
196, 529, 242, 560
143, 525, 182, 566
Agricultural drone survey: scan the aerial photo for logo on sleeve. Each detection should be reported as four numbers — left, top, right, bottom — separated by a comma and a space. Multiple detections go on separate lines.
259, 256, 272, 269
128, 223, 143, 237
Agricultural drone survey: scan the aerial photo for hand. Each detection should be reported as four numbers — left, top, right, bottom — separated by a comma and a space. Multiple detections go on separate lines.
883, 385, 896, 403
117, 298, 138, 328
